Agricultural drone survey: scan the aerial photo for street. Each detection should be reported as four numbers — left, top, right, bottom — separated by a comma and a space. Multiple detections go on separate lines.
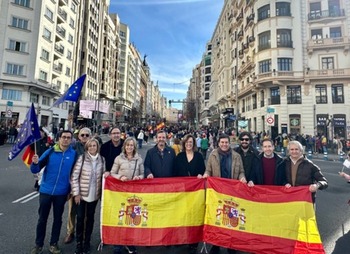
0, 138, 349, 254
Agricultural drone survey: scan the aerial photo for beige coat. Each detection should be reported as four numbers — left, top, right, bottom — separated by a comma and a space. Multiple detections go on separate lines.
111, 153, 144, 180
70, 153, 105, 200
205, 149, 245, 180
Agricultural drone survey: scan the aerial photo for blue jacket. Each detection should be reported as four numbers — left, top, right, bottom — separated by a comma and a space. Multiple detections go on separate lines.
144, 145, 175, 177
30, 144, 77, 196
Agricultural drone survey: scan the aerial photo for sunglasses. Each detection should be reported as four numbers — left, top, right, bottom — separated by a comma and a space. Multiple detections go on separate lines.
240, 138, 250, 141
80, 134, 90, 137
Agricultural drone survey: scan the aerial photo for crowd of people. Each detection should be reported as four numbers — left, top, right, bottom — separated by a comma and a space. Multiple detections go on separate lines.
27, 124, 330, 254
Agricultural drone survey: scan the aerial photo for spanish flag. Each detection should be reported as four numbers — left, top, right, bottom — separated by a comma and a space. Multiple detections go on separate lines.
21, 145, 34, 167
155, 122, 165, 130
101, 177, 206, 246
204, 177, 325, 254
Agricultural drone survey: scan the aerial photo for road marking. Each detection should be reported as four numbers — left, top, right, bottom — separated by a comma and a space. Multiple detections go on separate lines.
12, 191, 39, 203
0, 213, 3, 216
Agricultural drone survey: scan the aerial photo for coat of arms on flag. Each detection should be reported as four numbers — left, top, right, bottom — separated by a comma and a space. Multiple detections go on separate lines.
118, 195, 148, 227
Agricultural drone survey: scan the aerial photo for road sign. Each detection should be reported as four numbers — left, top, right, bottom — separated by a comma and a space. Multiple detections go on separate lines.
6, 109, 12, 118
267, 107, 275, 113
266, 114, 275, 126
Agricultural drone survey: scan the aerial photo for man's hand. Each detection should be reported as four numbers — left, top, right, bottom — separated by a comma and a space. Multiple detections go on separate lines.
309, 183, 319, 193
247, 181, 254, 187
147, 173, 154, 179
285, 183, 292, 188
32, 154, 39, 164
202, 173, 209, 178
240, 177, 247, 184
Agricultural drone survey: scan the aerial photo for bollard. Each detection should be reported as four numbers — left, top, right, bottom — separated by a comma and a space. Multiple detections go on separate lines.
323, 151, 328, 161
281, 147, 285, 157
307, 150, 313, 160
339, 152, 344, 162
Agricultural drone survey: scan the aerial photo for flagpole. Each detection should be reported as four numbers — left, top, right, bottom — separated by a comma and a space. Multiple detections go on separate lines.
34, 142, 37, 155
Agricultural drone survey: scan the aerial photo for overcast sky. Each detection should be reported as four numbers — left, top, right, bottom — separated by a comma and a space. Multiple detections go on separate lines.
110, 0, 224, 108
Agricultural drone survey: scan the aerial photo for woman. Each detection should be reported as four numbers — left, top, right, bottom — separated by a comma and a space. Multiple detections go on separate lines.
173, 134, 205, 254
171, 138, 182, 155
111, 137, 144, 254
71, 138, 105, 254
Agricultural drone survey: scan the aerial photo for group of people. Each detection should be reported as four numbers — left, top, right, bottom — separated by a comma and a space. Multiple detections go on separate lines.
28, 126, 329, 254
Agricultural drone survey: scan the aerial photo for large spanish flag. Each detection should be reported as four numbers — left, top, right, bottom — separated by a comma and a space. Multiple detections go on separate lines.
101, 177, 205, 246
204, 177, 325, 254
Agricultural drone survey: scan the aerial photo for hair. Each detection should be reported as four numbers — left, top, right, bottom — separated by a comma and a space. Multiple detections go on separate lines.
261, 138, 274, 146
109, 127, 120, 134
238, 131, 252, 140
173, 138, 180, 145
288, 140, 304, 153
181, 134, 197, 152
59, 130, 73, 138
156, 130, 166, 138
218, 133, 230, 143
84, 138, 100, 153
122, 137, 137, 156
79, 127, 91, 135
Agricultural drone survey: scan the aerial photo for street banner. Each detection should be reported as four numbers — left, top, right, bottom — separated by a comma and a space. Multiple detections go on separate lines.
203, 177, 325, 254
101, 177, 205, 246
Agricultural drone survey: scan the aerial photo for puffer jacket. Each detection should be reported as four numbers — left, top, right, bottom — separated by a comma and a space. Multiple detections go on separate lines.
205, 148, 245, 180
70, 152, 105, 200
111, 152, 144, 180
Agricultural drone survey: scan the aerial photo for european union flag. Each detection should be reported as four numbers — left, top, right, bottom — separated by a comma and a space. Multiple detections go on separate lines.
52, 74, 86, 107
8, 103, 41, 161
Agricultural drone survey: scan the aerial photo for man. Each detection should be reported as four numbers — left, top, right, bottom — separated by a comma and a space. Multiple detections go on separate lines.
203, 133, 246, 254
285, 140, 328, 203
30, 130, 77, 254
234, 132, 259, 181
144, 130, 176, 178
100, 127, 124, 172
137, 129, 144, 149
248, 139, 287, 186
64, 127, 91, 244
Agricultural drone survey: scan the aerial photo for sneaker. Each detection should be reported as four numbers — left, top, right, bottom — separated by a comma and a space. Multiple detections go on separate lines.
31, 246, 43, 254
49, 244, 62, 254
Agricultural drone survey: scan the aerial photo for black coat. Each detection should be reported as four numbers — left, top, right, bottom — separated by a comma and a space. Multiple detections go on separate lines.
173, 151, 205, 177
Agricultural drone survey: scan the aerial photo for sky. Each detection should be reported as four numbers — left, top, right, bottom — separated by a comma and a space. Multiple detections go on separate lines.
110, 0, 224, 108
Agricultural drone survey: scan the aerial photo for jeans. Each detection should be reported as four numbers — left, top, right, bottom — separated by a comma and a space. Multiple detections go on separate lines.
35, 193, 67, 247
138, 139, 143, 149
76, 199, 98, 245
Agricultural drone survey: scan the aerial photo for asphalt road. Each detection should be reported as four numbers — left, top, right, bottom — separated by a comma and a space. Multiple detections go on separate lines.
0, 138, 349, 254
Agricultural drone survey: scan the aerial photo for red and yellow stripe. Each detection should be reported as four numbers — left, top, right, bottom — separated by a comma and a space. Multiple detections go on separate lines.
204, 177, 325, 254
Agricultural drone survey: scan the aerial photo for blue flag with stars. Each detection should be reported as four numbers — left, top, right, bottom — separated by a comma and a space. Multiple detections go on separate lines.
8, 103, 41, 161
52, 74, 86, 107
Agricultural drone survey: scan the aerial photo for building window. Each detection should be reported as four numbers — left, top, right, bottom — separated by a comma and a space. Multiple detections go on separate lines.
311, 29, 323, 40
315, 85, 327, 104
2, 89, 22, 101
41, 49, 49, 61
259, 59, 271, 73
65, 67, 71, 76
258, 4, 270, 21
277, 29, 292, 47
330, 27, 342, 38
42, 95, 50, 106
9, 39, 27, 52
331, 84, 344, 103
45, 8, 53, 21
67, 50, 72, 60
309, 2, 321, 20
69, 18, 75, 28
277, 58, 292, 71
11, 17, 29, 29
270, 87, 281, 104
287, 86, 302, 104
6, 63, 24, 75
43, 28, 51, 41
30, 93, 39, 103
276, 2, 291, 16
322, 57, 334, 69
39, 70, 48, 81
68, 34, 74, 44
258, 31, 271, 51
71, 2, 76, 12
14, 0, 30, 8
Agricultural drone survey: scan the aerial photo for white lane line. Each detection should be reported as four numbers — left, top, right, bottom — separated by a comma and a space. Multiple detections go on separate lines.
12, 191, 38, 203
0, 213, 3, 216
21, 193, 40, 203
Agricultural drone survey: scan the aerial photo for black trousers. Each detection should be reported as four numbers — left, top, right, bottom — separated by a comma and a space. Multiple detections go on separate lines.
75, 199, 98, 245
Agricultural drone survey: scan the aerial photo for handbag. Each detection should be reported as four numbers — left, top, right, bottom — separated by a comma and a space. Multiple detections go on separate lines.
131, 159, 138, 179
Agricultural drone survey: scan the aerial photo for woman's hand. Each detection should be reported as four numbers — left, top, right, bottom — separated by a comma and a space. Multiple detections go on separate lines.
133, 176, 141, 180
103, 171, 110, 178
74, 195, 81, 205
120, 176, 128, 181
247, 181, 254, 187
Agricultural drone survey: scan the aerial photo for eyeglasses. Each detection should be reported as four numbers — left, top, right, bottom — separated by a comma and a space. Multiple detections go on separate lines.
240, 138, 250, 141
80, 134, 90, 137
61, 136, 72, 140
111, 132, 120, 135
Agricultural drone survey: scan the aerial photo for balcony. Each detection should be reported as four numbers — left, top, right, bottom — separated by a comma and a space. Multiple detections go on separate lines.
54, 44, 64, 55
238, 82, 256, 97
245, 13, 255, 29
236, 12, 243, 25
53, 64, 62, 73
307, 68, 350, 80
238, 30, 244, 41
243, 42, 249, 53
238, 49, 244, 58
56, 26, 66, 39
308, 9, 345, 22
256, 71, 304, 84
307, 36, 350, 54
277, 40, 293, 48
57, 7, 67, 22
258, 43, 271, 51
248, 36, 255, 46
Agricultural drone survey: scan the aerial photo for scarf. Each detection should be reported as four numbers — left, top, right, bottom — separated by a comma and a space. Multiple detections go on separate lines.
218, 148, 232, 179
